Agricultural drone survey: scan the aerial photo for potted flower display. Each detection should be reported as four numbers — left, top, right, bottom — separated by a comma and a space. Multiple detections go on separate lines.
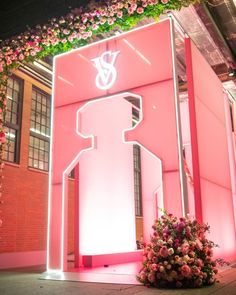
137, 212, 222, 288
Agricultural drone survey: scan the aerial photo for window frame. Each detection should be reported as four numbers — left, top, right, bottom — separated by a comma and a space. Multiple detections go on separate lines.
4, 74, 23, 164
29, 86, 51, 171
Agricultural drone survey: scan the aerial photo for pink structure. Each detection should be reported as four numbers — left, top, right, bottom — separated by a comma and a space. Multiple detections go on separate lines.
47, 18, 236, 272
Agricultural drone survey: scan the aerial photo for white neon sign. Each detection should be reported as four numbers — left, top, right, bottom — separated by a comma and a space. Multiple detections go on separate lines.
92, 50, 120, 90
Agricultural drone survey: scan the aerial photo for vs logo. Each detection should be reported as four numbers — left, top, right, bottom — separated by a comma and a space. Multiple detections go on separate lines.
92, 50, 120, 90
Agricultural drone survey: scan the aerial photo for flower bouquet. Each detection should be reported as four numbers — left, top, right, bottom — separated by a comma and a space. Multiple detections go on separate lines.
137, 212, 220, 288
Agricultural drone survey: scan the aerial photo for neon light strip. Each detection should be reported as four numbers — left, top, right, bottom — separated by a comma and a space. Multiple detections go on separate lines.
58, 76, 74, 87
169, 15, 188, 217
123, 39, 151, 65
46, 57, 61, 273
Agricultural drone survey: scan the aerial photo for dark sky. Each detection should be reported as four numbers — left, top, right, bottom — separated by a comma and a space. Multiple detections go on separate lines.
0, 0, 90, 40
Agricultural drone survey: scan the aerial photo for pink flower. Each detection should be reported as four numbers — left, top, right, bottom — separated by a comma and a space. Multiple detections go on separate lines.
117, 11, 123, 18
192, 266, 201, 276
131, 4, 137, 10
196, 258, 204, 268
159, 246, 169, 258
82, 16, 88, 23
181, 243, 190, 255
207, 248, 213, 257
18, 54, 24, 61
161, 0, 169, 3
0, 64, 3, 73
196, 239, 203, 250
148, 272, 155, 283
128, 7, 134, 14
151, 263, 158, 271
68, 36, 74, 42
0, 132, 6, 143
137, 7, 144, 14
108, 18, 114, 25
118, 3, 124, 9
147, 250, 154, 260
181, 264, 191, 277
142, 1, 148, 7
100, 18, 106, 25
92, 24, 98, 30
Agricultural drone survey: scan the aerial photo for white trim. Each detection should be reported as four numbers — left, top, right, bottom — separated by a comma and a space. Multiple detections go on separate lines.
169, 15, 188, 217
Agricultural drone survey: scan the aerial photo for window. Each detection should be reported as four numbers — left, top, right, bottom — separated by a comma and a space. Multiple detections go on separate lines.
3, 76, 23, 163
133, 144, 142, 216
29, 87, 50, 171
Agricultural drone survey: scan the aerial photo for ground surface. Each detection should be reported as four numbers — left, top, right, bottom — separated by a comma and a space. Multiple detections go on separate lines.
0, 265, 236, 295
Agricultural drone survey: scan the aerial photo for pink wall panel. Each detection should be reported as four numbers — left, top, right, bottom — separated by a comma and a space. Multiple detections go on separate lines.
125, 81, 182, 217
140, 148, 162, 242
195, 98, 231, 188
190, 40, 236, 260
201, 179, 236, 261
126, 81, 179, 170
78, 97, 136, 255
53, 20, 173, 107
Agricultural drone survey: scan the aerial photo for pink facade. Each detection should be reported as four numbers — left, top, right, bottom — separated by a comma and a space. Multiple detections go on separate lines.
48, 18, 236, 272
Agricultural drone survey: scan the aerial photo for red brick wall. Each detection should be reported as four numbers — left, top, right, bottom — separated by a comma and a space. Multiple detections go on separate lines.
0, 69, 75, 255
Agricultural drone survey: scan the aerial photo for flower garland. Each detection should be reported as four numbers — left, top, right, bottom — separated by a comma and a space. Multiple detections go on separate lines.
137, 212, 224, 288
0, 0, 200, 228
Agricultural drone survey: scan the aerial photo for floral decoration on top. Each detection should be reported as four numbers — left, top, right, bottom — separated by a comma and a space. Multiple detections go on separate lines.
137, 212, 225, 288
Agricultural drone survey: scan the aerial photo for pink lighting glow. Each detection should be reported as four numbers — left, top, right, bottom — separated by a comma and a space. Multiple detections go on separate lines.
47, 18, 236, 274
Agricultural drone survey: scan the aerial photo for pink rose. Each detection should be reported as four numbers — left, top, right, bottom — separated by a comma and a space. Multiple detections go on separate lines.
137, 7, 144, 14
0, 132, 6, 143
192, 266, 201, 276
92, 24, 98, 30
142, 1, 148, 7
161, 0, 169, 4
147, 250, 154, 260
181, 243, 190, 255
181, 264, 191, 277
148, 272, 155, 283
151, 263, 158, 271
196, 239, 203, 250
159, 246, 169, 258
117, 11, 123, 18
108, 18, 114, 25
128, 7, 134, 14
196, 258, 204, 268
139, 271, 146, 281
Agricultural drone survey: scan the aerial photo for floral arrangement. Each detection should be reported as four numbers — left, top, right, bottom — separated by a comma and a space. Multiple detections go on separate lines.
137, 212, 221, 288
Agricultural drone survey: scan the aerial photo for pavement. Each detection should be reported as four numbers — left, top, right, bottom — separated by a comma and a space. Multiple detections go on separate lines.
0, 265, 236, 295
